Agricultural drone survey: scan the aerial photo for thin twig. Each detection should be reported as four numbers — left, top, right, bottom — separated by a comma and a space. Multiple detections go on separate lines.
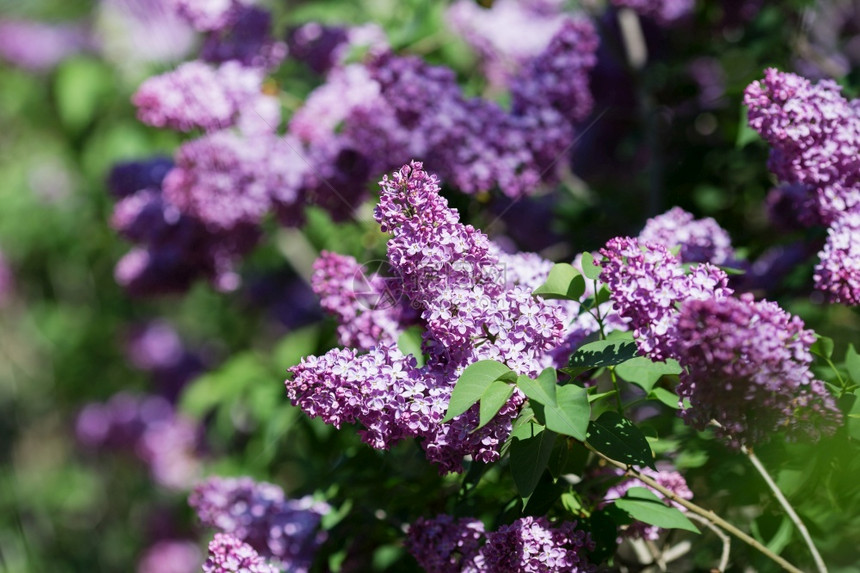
741, 445, 828, 573
583, 442, 804, 573
687, 513, 731, 572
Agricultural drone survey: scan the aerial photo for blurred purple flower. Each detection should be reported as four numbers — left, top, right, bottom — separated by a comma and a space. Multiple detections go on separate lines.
138, 540, 202, 573
0, 19, 92, 71
190, 476, 329, 572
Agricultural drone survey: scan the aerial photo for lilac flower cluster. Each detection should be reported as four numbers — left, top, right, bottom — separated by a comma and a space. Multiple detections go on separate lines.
637, 207, 735, 265
76, 393, 202, 489
814, 212, 860, 305
599, 237, 732, 361
610, 0, 695, 25
125, 321, 204, 401
603, 466, 693, 540
162, 131, 307, 230
168, 0, 251, 32
133, 61, 277, 133
97, 0, 195, 67
292, 18, 598, 199
406, 515, 594, 573
600, 233, 840, 445
109, 157, 260, 295
745, 69, 860, 304
0, 19, 91, 71
675, 294, 842, 446
406, 515, 486, 573
138, 539, 202, 573
446, 0, 567, 89
202, 534, 279, 573
199, 6, 286, 69
745, 68, 860, 226
290, 163, 572, 471
189, 476, 329, 572
311, 251, 415, 351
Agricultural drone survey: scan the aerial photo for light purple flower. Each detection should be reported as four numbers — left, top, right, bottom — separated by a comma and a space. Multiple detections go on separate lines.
638, 207, 735, 265
138, 540, 202, 573
162, 131, 306, 230
311, 251, 415, 351
611, 0, 695, 25
289, 162, 570, 472
446, 0, 567, 89
814, 211, 860, 305
202, 534, 278, 573
745, 68, 860, 225
675, 293, 842, 446
599, 237, 732, 361
406, 515, 486, 573
133, 61, 277, 133
0, 19, 91, 71
168, 0, 251, 32
480, 517, 594, 573
76, 393, 203, 489
190, 476, 329, 572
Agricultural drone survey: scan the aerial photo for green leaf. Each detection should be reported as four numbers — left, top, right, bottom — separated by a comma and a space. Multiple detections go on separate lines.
811, 335, 834, 360
588, 390, 618, 404
532, 263, 586, 301
586, 412, 655, 469
476, 380, 515, 431
736, 107, 761, 148
516, 368, 558, 406
544, 385, 590, 440
648, 387, 681, 410
272, 326, 320, 371
847, 396, 860, 441
568, 340, 638, 372
580, 251, 602, 280
397, 326, 425, 367
845, 344, 860, 384
510, 430, 557, 498
54, 58, 110, 132
613, 487, 700, 533
615, 357, 682, 393
442, 360, 514, 423
523, 473, 566, 515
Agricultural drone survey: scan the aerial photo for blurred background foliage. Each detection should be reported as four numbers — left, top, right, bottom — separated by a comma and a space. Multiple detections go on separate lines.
1, 0, 859, 571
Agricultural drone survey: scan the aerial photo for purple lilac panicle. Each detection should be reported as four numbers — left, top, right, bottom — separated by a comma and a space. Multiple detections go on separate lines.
610, 0, 695, 25
200, 6, 286, 69
290, 162, 566, 472
162, 131, 306, 231
0, 19, 91, 71
446, 0, 566, 89
202, 534, 279, 573
111, 185, 260, 295
814, 212, 860, 305
311, 251, 414, 351
189, 476, 329, 571
406, 515, 486, 573
168, 0, 249, 32
138, 540, 202, 573
133, 61, 275, 133
76, 393, 202, 489
638, 207, 735, 265
480, 517, 594, 573
599, 237, 732, 361
675, 293, 842, 446
744, 68, 860, 225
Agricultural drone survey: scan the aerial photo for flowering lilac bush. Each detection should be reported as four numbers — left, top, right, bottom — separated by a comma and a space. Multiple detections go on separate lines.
2, 1, 860, 572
